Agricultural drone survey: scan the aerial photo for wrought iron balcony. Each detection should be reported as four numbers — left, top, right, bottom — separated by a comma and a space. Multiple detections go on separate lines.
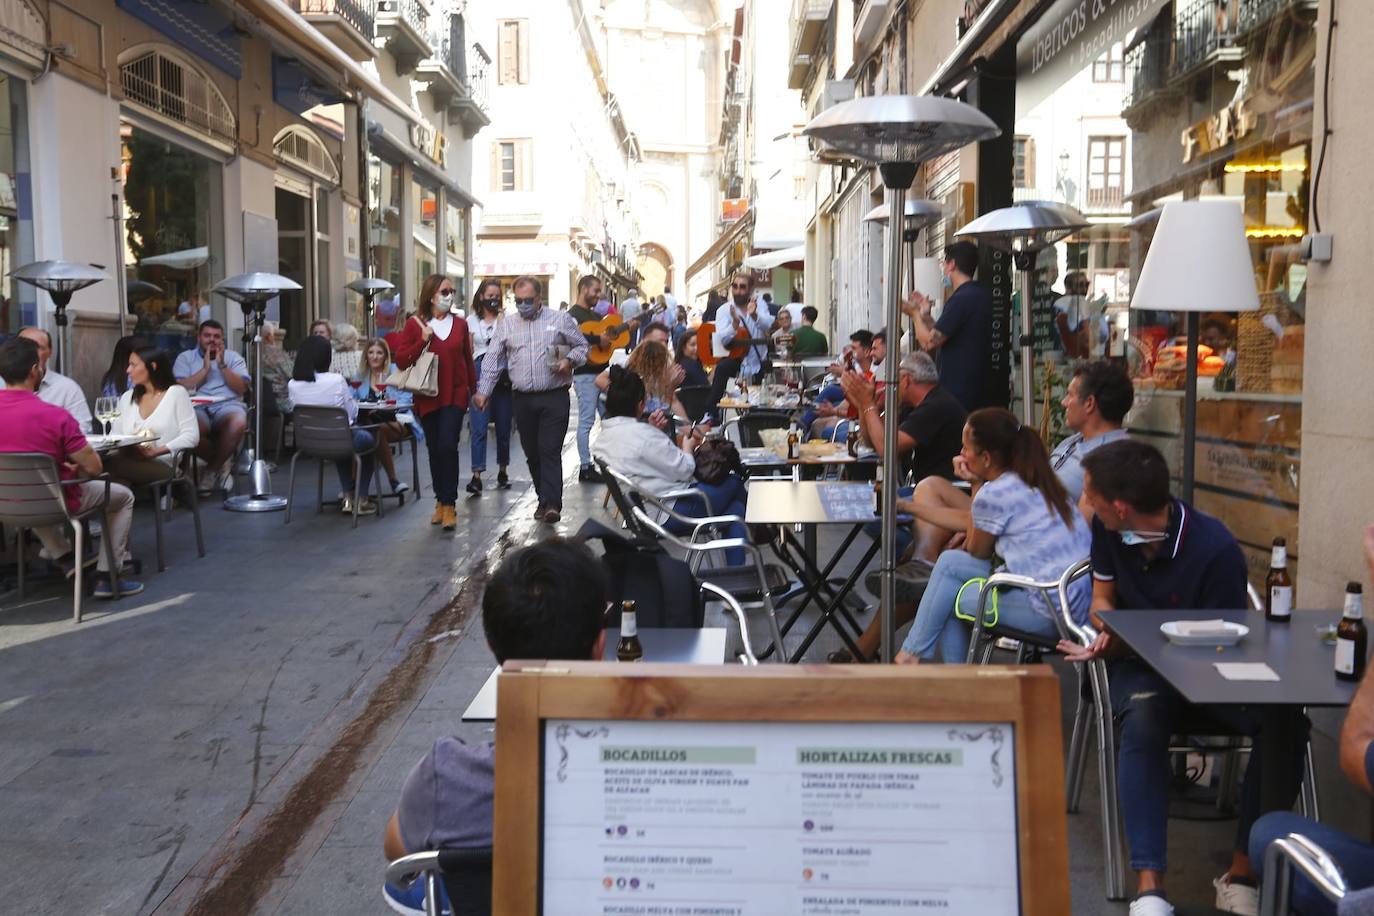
376, 0, 431, 74
788, 0, 831, 89
290, 0, 376, 61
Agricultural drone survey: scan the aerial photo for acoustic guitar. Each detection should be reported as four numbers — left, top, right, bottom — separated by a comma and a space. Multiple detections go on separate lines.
579, 316, 638, 364
697, 309, 770, 369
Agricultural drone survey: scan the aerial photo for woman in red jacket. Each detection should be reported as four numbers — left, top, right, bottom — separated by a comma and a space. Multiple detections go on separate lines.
387, 274, 477, 531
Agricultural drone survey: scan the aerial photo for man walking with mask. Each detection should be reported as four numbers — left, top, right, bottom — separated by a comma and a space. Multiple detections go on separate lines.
474, 276, 588, 524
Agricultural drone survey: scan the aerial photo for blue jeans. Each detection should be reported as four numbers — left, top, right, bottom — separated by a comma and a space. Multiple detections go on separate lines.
420, 405, 465, 505
667, 474, 749, 566
1108, 657, 1307, 872
800, 383, 844, 430
898, 549, 1050, 661
469, 356, 512, 471
572, 373, 602, 468
337, 428, 376, 497
1249, 811, 1374, 915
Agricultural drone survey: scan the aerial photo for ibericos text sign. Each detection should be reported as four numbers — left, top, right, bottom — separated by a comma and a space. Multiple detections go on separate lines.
1015, 0, 1169, 113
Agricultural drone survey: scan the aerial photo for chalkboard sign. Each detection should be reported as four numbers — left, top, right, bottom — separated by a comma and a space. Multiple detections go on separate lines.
492, 664, 1070, 915
1030, 281, 1061, 354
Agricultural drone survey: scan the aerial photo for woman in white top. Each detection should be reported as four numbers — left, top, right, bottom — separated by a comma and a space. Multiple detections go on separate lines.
288, 335, 379, 515
106, 347, 200, 486
465, 279, 513, 495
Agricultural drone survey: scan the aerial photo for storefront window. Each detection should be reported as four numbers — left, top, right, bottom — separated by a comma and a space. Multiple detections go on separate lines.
368, 154, 402, 330
445, 198, 468, 301
0, 73, 33, 337
121, 122, 224, 355
413, 179, 438, 292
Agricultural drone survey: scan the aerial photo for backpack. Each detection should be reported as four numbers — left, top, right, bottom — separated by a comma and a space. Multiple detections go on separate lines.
576, 519, 704, 629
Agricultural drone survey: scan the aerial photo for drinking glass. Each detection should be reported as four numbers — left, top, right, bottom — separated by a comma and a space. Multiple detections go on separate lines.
94, 396, 114, 436
375, 382, 389, 402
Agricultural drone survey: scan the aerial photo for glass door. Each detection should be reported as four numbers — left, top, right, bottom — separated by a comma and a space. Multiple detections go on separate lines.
275, 185, 311, 348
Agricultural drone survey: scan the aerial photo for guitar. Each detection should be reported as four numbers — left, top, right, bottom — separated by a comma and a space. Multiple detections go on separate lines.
578, 316, 639, 364
697, 308, 769, 369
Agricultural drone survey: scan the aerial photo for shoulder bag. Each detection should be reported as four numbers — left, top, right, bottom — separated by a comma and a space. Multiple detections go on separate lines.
386, 317, 440, 397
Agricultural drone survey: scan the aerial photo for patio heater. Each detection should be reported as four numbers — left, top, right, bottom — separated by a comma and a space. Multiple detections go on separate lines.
347, 277, 396, 338
10, 261, 107, 375
213, 272, 302, 513
1130, 200, 1257, 503
804, 95, 1000, 664
954, 201, 1090, 424
863, 198, 944, 353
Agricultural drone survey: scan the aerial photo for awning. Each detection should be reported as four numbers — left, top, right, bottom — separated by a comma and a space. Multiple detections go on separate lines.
368, 121, 482, 208
139, 247, 210, 270
741, 245, 805, 270
685, 210, 755, 283
752, 234, 804, 251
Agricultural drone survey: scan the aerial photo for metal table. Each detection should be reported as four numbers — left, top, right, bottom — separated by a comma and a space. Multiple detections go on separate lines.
745, 481, 907, 663
461, 627, 728, 722
1100, 608, 1358, 812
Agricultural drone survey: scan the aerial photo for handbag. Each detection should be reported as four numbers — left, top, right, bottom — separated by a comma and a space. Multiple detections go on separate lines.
693, 437, 741, 486
386, 317, 440, 397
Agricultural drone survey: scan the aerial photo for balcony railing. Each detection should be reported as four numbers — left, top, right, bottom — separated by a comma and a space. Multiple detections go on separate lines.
788, 0, 830, 89
468, 42, 489, 111
378, 0, 428, 33
1085, 185, 1126, 212
1122, 35, 1174, 112
291, 0, 374, 39
1174, 0, 1244, 81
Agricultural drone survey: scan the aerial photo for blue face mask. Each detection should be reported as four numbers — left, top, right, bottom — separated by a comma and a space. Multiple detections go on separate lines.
515, 298, 539, 319
1120, 530, 1169, 546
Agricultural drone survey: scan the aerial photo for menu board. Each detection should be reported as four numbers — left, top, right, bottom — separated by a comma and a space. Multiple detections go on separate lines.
817, 483, 878, 521
541, 719, 1020, 914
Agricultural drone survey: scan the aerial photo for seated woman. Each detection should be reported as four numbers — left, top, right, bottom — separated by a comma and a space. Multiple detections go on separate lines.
105, 346, 200, 486
100, 335, 147, 399
354, 336, 412, 497
329, 322, 363, 378
626, 340, 687, 422
593, 366, 748, 564
289, 335, 379, 516
893, 408, 1091, 664
674, 330, 709, 388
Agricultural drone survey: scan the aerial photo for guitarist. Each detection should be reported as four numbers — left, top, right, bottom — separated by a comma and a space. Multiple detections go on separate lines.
568, 275, 635, 483
707, 272, 774, 417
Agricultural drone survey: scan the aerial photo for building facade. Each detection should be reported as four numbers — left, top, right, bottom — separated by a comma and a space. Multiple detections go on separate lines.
0, 0, 487, 393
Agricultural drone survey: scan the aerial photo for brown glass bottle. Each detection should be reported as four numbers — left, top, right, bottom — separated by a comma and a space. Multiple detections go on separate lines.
617, 601, 643, 662
847, 425, 859, 458
1336, 582, 1367, 682
1265, 537, 1293, 622
873, 465, 884, 516
787, 426, 800, 461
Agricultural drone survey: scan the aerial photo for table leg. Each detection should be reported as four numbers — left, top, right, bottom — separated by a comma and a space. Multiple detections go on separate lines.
783, 527, 878, 663
1258, 706, 1308, 816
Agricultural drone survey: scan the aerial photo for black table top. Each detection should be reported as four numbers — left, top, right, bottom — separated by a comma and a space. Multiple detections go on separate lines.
1100, 608, 1360, 707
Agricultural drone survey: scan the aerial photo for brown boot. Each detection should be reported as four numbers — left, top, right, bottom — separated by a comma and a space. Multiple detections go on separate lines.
442, 505, 457, 531
431, 501, 444, 525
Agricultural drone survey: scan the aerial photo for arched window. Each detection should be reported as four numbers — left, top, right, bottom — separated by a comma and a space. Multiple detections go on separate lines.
119, 46, 236, 146
273, 125, 341, 184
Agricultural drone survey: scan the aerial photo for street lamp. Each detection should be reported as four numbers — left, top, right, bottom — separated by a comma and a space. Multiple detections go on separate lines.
212, 271, 302, 514
346, 277, 397, 337
863, 198, 944, 353
804, 94, 1000, 664
954, 200, 1090, 424
10, 260, 108, 375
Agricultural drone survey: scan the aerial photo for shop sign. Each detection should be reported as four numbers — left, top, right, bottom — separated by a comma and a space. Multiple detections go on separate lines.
409, 120, 448, 168
721, 198, 749, 222
1016, 0, 1169, 114
1181, 96, 1259, 163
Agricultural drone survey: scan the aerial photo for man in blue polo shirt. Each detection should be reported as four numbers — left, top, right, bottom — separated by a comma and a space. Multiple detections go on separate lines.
1061, 439, 1306, 916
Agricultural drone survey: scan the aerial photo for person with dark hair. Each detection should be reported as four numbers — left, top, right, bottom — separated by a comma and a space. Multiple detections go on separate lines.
703, 289, 723, 323
707, 272, 774, 415
671, 305, 689, 343
807, 330, 876, 440
568, 274, 628, 483
792, 305, 828, 356
0, 327, 94, 430
594, 365, 748, 564
892, 407, 1090, 664
388, 273, 477, 530
288, 335, 379, 516
466, 279, 513, 495
0, 337, 142, 597
903, 240, 993, 410
174, 319, 250, 494
473, 275, 588, 524
1061, 438, 1306, 916
99, 335, 147, 398
1050, 360, 1134, 502
381, 538, 609, 912
675, 330, 709, 388
105, 347, 199, 487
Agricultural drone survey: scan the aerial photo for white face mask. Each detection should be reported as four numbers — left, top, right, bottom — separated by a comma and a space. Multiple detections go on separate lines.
433, 292, 453, 316
1120, 530, 1169, 546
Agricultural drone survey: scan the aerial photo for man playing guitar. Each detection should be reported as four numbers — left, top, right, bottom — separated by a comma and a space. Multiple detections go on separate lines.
706, 272, 774, 416
568, 275, 636, 482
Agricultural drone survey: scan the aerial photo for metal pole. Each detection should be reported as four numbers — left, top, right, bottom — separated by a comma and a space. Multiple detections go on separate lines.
878, 184, 907, 663
112, 194, 129, 338
1181, 311, 1199, 503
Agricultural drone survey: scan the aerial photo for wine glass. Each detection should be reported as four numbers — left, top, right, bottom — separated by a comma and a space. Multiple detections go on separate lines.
109, 401, 121, 435
375, 382, 389, 402
94, 396, 115, 437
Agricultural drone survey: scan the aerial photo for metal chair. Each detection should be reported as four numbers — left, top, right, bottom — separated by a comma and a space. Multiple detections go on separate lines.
1260, 833, 1359, 916
385, 847, 492, 916
143, 450, 206, 573
735, 408, 794, 448
700, 580, 760, 665
283, 406, 385, 528
0, 454, 123, 624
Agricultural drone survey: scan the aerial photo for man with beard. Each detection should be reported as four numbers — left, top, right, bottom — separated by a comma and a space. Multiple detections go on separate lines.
707, 272, 774, 415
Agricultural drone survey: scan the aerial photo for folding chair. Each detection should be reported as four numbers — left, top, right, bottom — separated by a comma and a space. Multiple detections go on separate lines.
385, 847, 492, 916
284, 405, 385, 528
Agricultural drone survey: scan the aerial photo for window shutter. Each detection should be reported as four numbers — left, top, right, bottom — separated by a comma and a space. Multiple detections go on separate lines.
1025, 137, 1036, 190
498, 21, 519, 84
490, 141, 501, 192
516, 139, 532, 191
517, 20, 530, 85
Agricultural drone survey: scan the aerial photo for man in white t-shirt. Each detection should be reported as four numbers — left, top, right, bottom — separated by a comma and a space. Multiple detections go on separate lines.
0, 327, 93, 431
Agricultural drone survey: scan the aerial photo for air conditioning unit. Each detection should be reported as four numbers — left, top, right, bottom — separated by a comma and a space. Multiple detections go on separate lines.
820, 79, 854, 111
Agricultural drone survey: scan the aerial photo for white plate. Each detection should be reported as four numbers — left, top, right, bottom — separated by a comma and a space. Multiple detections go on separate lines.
1160, 620, 1249, 647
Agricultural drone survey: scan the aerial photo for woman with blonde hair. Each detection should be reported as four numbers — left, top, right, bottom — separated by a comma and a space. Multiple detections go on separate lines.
386, 274, 475, 531
355, 336, 413, 496
625, 339, 686, 422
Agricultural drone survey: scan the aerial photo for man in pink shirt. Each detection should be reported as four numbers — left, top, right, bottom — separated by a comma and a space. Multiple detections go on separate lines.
0, 337, 142, 597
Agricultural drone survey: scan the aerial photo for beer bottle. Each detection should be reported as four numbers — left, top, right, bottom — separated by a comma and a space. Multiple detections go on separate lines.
873, 464, 883, 516
617, 600, 643, 663
787, 425, 800, 461
1336, 582, 1367, 682
1265, 537, 1293, 622
846, 424, 859, 458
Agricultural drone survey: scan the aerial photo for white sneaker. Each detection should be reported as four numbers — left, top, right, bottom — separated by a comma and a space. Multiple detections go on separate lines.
1213, 874, 1259, 916
1127, 893, 1174, 916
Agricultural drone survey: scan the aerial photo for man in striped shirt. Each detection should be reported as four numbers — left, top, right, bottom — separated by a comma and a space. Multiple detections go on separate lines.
474, 275, 588, 524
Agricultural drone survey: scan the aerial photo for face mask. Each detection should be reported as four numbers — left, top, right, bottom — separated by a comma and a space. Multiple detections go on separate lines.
482, 298, 500, 311
942, 273, 954, 291
1120, 530, 1169, 546
516, 298, 538, 318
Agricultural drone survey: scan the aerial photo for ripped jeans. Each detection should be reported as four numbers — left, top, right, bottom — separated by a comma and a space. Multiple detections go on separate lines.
1108, 657, 1307, 873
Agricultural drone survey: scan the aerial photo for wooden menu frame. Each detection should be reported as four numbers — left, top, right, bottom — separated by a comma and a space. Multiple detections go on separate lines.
492, 662, 1069, 915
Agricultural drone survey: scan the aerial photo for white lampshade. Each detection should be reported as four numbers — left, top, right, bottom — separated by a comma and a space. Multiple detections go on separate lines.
1130, 201, 1259, 313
